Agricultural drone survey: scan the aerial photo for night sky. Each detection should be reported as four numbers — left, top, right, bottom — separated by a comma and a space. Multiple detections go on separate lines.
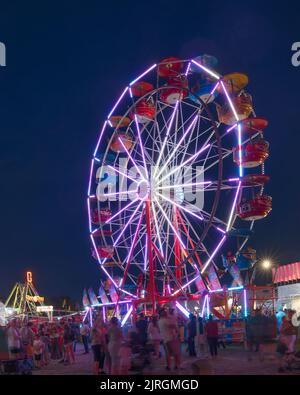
0, 1, 300, 301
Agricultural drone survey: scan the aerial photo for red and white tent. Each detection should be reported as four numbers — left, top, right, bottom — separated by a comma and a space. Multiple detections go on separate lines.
273, 262, 300, 284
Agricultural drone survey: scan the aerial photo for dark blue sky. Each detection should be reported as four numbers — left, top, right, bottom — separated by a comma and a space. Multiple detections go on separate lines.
0, 1, 300, 300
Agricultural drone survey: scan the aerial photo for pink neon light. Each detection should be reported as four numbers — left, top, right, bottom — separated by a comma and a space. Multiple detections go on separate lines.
105, 197, 139, 224
118, 137, 146, 181
121, 306, 133, 327
191, 59, 220, 80
93, 121, 108, 157
113, 199, 144, 246
157, 192, 203, 221
227, 124, 238, 134
151, 201, 164, 258
154, 101, 179, 176
220, 81, 239, 121
226, 180, 241, 232
125, 208, 145, 264
201, 295, 208, 317
129, 64, 157, 86
159, 181, 211, 189
155, 198, 186, 250
87, 197, 92, 232
185, 62, 191, 76
173, 274, 200, 295
87, 159, 95, 196
134, 115, 149, 180
102, 189, 137, 197
155, 115, 198, 180
216, 227, 226, 234
144, 234, 148, 271
210, 82, 220, 95
160, 144, 211, 183
175, 301, 190, 318
108, 165, 139, 184
237, 123, 243, 177
107, 87, 129, 119
201, 235, 227, 273
228, 178, 240, 182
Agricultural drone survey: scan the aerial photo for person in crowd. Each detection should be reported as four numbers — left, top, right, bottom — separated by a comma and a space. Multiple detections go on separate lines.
90, 319, 106, 375
147, 316, 161, 359
6, 319, 22, 360
33, 334, 44, 369
40, 325, 50, 365
20, 321, 35, 355
80, 322, 90, 354
277, 310, 298, 372
246, 309, 265, 361
158, 310, 181, 370
63, 323, 75, 365
107, 317, 123, 374
136, 313, 148, 346
119, 333, 132, 374
197, 316, 206, 356
50, 324, 60, 360
70, 319, 81, 352
205, 315, 219, 359
187, 313, 197, 357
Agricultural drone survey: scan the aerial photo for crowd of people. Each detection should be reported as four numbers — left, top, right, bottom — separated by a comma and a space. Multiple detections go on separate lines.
3, 306, 299, 375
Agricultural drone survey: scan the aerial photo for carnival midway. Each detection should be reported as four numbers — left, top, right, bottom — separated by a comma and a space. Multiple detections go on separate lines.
1, 55, 300, 376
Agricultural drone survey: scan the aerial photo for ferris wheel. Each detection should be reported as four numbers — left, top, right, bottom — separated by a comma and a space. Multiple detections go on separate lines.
87, 56, 272, 314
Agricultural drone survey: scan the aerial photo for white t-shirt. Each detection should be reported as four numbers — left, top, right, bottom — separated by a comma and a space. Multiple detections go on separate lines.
7, 327, 21, 349
33, 339, 44, 355
158, 317, 175, 343
80, 324, 90, 336
147, 323, 161, 341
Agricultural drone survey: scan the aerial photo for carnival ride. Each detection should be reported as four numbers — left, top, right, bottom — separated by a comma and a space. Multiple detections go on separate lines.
87, 55, 272, 325
4, 272, 50, 321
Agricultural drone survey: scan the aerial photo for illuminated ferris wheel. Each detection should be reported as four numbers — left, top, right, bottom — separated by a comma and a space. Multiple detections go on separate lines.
87, 56, 272, 314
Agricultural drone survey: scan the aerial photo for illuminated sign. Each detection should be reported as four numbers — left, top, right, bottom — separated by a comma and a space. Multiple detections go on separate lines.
26, 295, 44, 303
26, 271, 33, 284
36, 306, 53, 313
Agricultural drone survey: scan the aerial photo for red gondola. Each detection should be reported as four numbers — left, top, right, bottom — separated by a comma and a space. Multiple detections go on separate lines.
92, 245, 114, 259
131, 99, 156, 123
110, 132, 133, 152
91, 208, 112, 224
240, 117, 268, 134
158, 57, 183, 77
160, 76, 188, 104
131, 81, 154, 97
237, 195, 272, 221
234, 140, 269, 168
241, 174, 270, 186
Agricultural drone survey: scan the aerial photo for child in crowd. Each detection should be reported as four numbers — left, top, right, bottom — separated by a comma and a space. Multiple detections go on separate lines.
33, 334, 45, 369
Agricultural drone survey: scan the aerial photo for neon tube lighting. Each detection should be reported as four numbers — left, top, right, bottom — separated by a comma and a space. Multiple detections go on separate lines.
118, 137, 147, 181
121, 305, 133, 327
107, 87, 129, 119
237, 123, 243, 177
155, 198, 186, 250
155, 115, 198, 180
113, 199, 144, 246
87, 197, 92, 233
210, 82, 220, 95
93, 121, 108, 156
108, 165, 139, 184
105, 197, 139, 224
172, 274, 200, 295
216, 227, 226, 234
226, 181, 241, 232
102, 190, 138, 197
226, 123, 238, 134
129, 64, 157, 86
184, 62, 191, 76
228, 286, 244, 291
159, 144, 211, 184
244, 289, 248, 317
157, 192, 203, 221
87, 159, 95, 196
134, 115, 149, 180
154, 101, 179, 177
201, 295, 208, 317
201, 235, 227, 273
175, 301, 190, 318
191, 59, 220, 80
228, 178, 240, 182
158, 181, 211, 190
220, 81, 239, 121
151, 201, 164, 258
